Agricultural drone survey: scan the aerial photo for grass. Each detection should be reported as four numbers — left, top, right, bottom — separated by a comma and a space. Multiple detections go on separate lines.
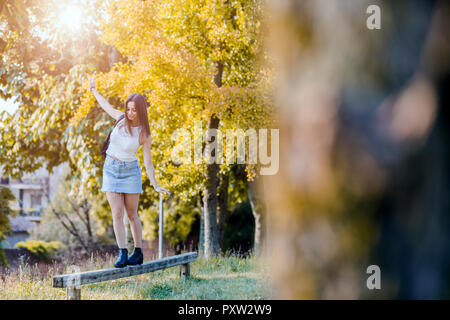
0, 252, 274, 300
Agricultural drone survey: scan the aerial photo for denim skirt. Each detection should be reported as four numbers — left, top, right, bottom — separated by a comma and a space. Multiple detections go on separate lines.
101, 154, 143, 194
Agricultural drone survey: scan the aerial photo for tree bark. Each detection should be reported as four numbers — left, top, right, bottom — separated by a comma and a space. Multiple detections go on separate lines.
198, 191, 205, 256
247, 177, 266, 257
202, 60, 223, 258
203, 113, 221, 258
217, 172, 229, 252
264, 0, 449, 299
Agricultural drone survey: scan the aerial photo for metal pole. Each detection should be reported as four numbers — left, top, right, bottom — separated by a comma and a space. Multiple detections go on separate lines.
159, 193, 163, 259
123, 211, 133, 252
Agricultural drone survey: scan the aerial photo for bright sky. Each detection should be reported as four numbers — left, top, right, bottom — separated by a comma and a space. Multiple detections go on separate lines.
0, 0, 101, 118
0, 97, 19, 117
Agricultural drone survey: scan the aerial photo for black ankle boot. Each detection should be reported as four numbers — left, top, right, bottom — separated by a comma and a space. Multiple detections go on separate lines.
114, 248, 128, 268
127, 247, 143, 266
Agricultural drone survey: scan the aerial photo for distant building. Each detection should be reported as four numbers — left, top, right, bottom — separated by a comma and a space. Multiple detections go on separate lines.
0, 162, 68, 248
1, 216, 36, 249
0, 162, 68, 216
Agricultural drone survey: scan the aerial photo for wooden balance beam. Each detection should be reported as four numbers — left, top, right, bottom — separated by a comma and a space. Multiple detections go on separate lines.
53, 252, 198, 300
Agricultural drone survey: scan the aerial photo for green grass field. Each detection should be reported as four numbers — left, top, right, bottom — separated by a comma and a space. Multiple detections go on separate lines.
0, 253, 274, 300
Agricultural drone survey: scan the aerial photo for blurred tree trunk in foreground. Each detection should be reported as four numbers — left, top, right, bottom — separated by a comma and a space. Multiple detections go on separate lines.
263, 0, 450, 298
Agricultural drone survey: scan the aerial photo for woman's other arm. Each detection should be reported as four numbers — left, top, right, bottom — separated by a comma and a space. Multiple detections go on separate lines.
89, 77, 124, 120
142, 134, 171, 196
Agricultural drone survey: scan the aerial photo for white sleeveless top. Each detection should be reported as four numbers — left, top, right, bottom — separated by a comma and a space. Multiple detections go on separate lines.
106, 118, 142, 162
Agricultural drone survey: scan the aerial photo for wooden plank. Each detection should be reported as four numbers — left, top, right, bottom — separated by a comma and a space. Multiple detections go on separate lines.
180, 263, 190, 280
67, 287, 81, 300
53, 252, 197, 288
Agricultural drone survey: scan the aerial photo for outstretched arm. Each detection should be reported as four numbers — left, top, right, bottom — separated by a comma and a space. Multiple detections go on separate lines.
89, 77, 124, 120
142, 134, 171, 196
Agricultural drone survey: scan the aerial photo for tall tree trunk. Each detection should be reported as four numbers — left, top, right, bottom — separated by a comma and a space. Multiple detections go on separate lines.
264, 0, 449, 299
203, 60, 223, 258
203, 114, 221, 258
217, 172, 229, 252
247, 177, 266, 257
198, 191, 205, 256
82, 199, 95, 251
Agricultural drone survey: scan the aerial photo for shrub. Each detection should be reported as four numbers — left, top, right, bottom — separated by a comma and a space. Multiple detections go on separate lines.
14, 240, 62, 262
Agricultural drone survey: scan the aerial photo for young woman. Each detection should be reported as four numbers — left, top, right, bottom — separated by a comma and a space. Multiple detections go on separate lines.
89, 77, 171, 268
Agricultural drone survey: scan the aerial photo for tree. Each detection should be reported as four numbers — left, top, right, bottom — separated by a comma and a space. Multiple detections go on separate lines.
0, 186, 16, 267
217, 171, 229, 250
247, 172, 266, 256
0, 0, 125, 179
1, 0, 275, 257
30, 171, 109, 253
74, 0, 274, 257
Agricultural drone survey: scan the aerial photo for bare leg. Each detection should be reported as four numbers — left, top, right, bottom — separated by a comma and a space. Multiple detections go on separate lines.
124, 193, 142, 248
106, 192, 126, 248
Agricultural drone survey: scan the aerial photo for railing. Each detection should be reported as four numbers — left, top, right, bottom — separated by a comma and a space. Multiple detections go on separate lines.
52, 194, 197, 300
53, 252, 197, 299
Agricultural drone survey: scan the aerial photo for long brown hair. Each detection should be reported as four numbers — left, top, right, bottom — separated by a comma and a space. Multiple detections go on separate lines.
119, 93, 151, 143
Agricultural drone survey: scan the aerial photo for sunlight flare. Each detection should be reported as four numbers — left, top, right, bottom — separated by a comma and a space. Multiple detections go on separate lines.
56, 3, 84, 33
